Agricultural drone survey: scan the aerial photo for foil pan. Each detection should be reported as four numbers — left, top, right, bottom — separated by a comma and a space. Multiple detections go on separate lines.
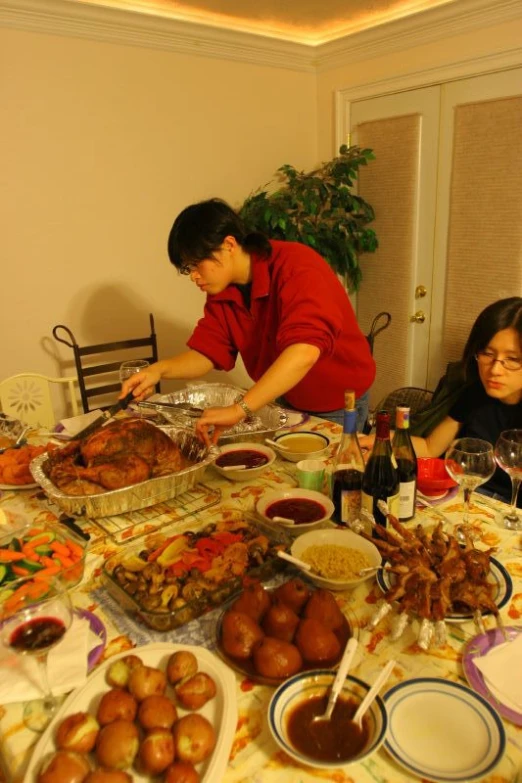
29, 427, 217, 518
146, 383, 288, 444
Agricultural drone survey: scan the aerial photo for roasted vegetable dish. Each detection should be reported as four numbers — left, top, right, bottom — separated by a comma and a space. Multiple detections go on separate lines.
103, 516, 289, 630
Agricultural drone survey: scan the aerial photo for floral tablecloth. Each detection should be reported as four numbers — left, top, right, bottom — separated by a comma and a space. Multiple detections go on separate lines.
0, 416, 521, 783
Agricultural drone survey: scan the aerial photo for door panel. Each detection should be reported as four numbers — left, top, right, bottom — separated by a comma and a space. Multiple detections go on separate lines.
350, 87, 440, 406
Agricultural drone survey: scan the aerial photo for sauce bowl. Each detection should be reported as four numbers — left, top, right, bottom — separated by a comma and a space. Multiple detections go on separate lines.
269, 670, 388, 768
213, 442, 276, 481
256, 488, 334, 535
272, 431, 330, 463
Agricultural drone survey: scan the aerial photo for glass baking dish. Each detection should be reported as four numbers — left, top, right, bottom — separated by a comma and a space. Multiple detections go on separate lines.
101, 510, 290, 631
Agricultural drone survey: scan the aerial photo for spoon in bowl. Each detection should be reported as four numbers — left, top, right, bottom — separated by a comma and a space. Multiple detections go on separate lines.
277, 551, 312, 571
271, 516, 296, 526
265, 438, 289, 451
311, 637, 359, 726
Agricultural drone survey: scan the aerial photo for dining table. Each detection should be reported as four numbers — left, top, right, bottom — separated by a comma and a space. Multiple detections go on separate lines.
0, 413, 521, 783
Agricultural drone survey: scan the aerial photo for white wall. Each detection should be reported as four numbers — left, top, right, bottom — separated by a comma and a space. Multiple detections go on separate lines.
1, 26, 317, 396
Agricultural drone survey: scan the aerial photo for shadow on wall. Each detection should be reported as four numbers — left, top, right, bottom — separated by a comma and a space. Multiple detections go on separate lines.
42, 282, 250, 403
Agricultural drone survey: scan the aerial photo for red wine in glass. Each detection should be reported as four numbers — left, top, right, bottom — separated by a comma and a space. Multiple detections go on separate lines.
10, 616, 66, 653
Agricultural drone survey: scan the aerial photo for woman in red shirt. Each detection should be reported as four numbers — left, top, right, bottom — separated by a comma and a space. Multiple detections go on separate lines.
122, 199, 375, 444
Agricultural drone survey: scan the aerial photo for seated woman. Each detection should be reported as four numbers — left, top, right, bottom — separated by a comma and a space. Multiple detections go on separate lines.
360, 297, 522, 505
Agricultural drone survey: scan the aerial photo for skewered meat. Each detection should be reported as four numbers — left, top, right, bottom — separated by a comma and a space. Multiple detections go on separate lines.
45, 419, 183, 495
364, 508, 502, 647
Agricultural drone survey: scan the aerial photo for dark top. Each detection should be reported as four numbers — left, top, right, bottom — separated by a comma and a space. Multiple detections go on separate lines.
449, 382, 522, 505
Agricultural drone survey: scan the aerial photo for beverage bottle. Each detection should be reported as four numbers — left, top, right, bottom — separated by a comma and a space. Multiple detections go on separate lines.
332, 390, 365, 527
392, 406, 418, 521
361, 410, 400, 528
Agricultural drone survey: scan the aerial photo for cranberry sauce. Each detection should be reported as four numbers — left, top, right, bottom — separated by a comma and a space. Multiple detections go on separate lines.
266, 498, 326, 524
216, 449, 269, 469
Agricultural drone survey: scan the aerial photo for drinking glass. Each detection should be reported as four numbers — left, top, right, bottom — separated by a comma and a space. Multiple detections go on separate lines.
494, 429, 522, 530
0, 578, 73, 730
445, 438, 495, 524
119, 359, 149, 385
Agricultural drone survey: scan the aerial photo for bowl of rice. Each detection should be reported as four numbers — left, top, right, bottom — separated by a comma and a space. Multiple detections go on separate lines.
291, 528, 382, 590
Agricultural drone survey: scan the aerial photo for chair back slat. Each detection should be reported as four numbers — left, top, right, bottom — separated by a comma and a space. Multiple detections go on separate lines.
52, 314, 159, 413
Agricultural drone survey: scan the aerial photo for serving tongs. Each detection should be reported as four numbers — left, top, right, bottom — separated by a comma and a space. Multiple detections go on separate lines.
137, 400, 203, 418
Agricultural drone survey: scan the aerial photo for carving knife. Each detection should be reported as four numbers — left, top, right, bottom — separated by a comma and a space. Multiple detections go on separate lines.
74, 392, 135, 441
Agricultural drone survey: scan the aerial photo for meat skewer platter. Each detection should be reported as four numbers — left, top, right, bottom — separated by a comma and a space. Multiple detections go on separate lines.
360, 501, 512, 650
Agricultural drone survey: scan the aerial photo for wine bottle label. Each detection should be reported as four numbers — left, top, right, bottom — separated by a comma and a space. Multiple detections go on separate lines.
398, 480, 416, 520
339, 489, 361, 524
361, 490, 400, 523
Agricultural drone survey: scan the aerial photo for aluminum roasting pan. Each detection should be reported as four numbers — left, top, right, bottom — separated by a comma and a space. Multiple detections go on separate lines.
29, 426, 217, 518
149, 383, 288, 444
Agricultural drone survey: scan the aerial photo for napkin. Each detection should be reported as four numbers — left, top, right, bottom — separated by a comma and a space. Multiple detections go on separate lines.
0, 615, 91, 704
56, 410, 104, 438
474, 632, 522, 711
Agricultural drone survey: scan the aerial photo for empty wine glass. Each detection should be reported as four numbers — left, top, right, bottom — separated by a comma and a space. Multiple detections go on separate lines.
0, 578, 73, 730
445, 438, 495, 525
119, 359, 149, 385
494, 429, 522, 530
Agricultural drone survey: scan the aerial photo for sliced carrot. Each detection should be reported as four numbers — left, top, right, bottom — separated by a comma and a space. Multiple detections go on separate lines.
50, 540, 70, 557
41, 556, 56, 568
0, 550, 26, 563
52, 553, 75, 568
65, 539, 85, 560
25, 527, 46, 537
27, 534, 54, 548
12, 565, 31, 576
34, 566, 61, 580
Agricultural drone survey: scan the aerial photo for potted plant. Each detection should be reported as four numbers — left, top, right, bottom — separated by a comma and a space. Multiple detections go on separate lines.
239, 145, 378, 292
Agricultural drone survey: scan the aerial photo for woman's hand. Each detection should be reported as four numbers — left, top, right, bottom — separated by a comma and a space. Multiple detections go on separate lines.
195, 404, 245, 447
120, 365, 162, 402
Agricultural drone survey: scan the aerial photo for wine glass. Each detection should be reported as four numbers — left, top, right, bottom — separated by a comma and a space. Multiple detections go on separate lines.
445, 438, 495, 525
119, 359, 149, 385
0, 578, 73, 730
494, 429, 522, 530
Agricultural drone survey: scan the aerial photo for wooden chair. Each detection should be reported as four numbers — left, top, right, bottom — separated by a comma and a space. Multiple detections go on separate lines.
0, 374, 79, 429
52, 313, 160, 413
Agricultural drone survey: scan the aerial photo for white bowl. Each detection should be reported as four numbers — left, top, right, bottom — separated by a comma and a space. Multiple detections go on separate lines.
272, 431, 330, 463
269, 670, 388, 769
256, 488, 334, 534
213, 442, 276, 481
291, 528, 382, 590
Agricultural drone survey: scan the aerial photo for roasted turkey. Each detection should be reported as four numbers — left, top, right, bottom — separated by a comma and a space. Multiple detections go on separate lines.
45, 419, 183, 495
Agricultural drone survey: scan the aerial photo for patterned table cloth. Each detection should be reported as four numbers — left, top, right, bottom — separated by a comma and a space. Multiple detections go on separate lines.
0, 416, 521, 783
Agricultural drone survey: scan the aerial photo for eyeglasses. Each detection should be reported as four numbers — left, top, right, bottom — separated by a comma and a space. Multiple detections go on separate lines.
179, 262, 199, 276
475, 350, 522, 371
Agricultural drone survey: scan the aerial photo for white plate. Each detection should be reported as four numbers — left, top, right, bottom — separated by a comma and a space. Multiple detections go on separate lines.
24, 642, 237, 783
384, 678, 505, 782
376, 556, 512, 623
0, 482, 38, 491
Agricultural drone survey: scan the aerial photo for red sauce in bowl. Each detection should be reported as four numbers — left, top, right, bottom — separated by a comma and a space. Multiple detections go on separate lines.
216, 449, 269, 469
266, 498, 326, 524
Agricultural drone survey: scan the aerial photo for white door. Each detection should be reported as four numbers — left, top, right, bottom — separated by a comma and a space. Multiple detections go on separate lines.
349, 86, 440, 405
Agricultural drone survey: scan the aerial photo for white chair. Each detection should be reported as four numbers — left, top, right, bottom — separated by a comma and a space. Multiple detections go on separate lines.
0, 373, 79, 429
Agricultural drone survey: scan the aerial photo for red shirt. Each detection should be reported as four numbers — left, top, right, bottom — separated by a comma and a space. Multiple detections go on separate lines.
187, 240, 375, 412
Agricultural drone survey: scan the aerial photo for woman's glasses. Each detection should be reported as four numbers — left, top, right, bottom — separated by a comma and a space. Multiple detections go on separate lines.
475, 351, 522, 371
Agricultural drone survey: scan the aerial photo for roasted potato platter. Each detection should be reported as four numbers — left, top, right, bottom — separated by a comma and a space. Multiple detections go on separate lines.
26, 643, 238, 783
216, 578, 352, 685
103, 515, 289, 631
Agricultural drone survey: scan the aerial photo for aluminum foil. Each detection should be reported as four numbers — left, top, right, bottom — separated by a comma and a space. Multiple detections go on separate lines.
147, 383, 288, 443
29, 427, 217, 518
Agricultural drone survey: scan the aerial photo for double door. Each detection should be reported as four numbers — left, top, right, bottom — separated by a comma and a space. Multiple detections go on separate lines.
346, 67, 522, 404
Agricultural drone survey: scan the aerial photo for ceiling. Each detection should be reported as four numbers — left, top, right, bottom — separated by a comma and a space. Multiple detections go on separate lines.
80, 0, 459, 45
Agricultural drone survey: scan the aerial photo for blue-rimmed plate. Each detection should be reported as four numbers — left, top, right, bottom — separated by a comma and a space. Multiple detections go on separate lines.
383, 678, 505, 781
376, 556, 512, 623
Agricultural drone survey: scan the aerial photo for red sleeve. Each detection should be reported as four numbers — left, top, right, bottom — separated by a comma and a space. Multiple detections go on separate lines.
274, 263, 343, 357
187, 304, 238, 371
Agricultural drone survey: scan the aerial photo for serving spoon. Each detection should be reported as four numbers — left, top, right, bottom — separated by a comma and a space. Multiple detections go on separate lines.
351, 659, 395, 728
271, 515, 296, 526
277, 551, 312, 571
311, 637, 359, 725
265, 438, 289, 451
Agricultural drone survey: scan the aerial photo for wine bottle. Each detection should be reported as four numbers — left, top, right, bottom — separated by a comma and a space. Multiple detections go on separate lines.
332, 390, 365, 527
392, 406, 418, 521
361, 410, 400, 528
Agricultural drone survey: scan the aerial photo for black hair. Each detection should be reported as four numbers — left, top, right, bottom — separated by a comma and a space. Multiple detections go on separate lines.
462, 297, 522, 380
167, 198, 271, 270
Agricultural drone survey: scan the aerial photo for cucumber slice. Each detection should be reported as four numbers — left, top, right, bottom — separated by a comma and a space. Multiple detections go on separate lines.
18, 559, 44, 573
0, 564, 7, 584
25, 531, 56, 546
34, 545, 52, 556
8, 538, 22, 552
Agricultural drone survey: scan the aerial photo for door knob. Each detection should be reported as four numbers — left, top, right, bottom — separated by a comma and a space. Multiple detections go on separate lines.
410, 310, 426, 323
415, 285, 427, 298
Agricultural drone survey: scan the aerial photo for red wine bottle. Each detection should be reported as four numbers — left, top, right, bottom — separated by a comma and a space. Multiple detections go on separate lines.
332, 390, 365, 527
10, 616, 66, 653
361, 410, 400, 528
392, 406, 417, 521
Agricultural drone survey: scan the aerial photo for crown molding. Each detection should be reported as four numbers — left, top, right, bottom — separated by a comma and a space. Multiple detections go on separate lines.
316, 0, 522, 71
0, 0, 314, 72
1, 0, 521, 74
